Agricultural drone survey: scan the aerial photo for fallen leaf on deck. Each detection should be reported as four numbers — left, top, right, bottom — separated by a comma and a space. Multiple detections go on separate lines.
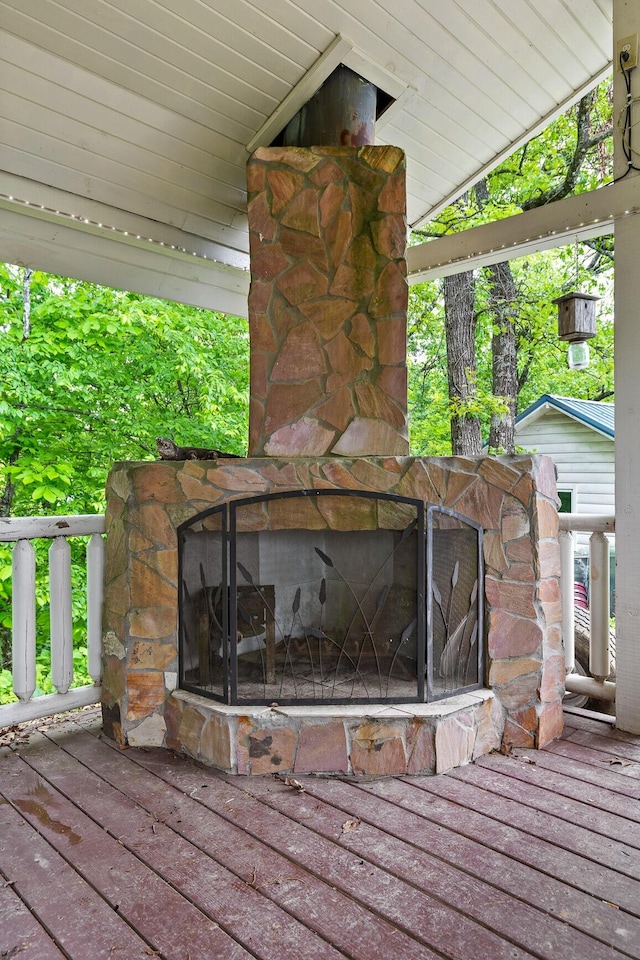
274, 773, 305, 792
602, 757, 634, 767
341, 818, 361, 834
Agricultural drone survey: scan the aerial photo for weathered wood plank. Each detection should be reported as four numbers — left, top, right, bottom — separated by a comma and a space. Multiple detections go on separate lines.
17, 731, 354, 960
104, 738, 640, 960
0, 513, 105, 541
562, 726, 640, 762
457, 754, 640, 839
39, 729, 447, 960
6, 710, 640, 960
0, 748, 252, 960
221, 773, 638, 960
546, 737, 640, 784
50, 727, 541, 960
0, 784, 156, 959
361, 775, 640, 916
562, 712, 640, 743
0, 873, 67, 960
114, 745, 538, 960
475, 749, 640, 820
563, 713, 640, 750
411, 768, 640, 881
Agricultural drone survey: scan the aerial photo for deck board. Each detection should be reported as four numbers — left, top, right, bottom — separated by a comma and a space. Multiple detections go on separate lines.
410, 765, 640, 881
220, 771, 636, 960
473, 750, 640, 825
517, 740, 640, 795
126, 751, 531, 960
2, 709, 640, 959
42, 727, 430, 960
0, 875, 67, 959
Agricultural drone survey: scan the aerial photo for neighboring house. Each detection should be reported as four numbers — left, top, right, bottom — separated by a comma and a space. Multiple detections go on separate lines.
514, 394, 615, 606
514, 394, 614, 519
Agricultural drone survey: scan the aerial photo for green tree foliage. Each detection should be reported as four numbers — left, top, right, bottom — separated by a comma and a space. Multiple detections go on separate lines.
408, 78, 614, 454
0, 264, 249, 702
0, 264, 249, 515
409, 244, 614, 455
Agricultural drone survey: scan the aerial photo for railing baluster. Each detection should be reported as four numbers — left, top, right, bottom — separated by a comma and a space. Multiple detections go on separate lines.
559, 513, 616, 705
87, 532, 105, 685
559, 529, 575, 673
49, 536, 74, 695
12, 539, 36, 702
0, 514, 105, 729
589, 531, 611, 680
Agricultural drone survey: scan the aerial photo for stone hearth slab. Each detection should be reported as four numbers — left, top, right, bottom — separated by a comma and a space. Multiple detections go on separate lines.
166, 688, 502, 776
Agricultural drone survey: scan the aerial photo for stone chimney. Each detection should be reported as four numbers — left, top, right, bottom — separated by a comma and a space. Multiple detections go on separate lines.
246, 144, 410, 459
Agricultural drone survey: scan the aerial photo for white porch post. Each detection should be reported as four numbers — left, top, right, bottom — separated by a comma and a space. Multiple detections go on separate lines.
615, 0, 640, 732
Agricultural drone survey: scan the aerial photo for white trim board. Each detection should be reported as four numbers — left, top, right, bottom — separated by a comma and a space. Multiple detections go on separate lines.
407, 177, 640, 283
0, 203, 251, 317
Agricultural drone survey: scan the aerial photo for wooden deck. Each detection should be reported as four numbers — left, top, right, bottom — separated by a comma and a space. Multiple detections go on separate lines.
2, 710, 640, 960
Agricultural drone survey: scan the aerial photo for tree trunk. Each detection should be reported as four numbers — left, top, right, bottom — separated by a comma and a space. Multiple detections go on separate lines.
0, 475, 15, 518
444, 271, 482, 455
486, 260, 518, 453
22, 267, 33, 341
473, 178, 519, 453
1, 269, 30, 515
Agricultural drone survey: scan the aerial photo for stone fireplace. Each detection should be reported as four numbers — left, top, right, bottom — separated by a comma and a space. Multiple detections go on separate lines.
101, 139, 564, 775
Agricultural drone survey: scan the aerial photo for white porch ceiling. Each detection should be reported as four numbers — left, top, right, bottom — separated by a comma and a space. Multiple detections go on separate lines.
0, 0, 612, 315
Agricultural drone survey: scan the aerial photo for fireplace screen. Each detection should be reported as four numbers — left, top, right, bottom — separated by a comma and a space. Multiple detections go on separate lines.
178, 490, 482, 706
427, 505, 483, 701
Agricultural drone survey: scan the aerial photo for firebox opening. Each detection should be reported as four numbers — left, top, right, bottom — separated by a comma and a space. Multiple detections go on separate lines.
178, 490, 483, 707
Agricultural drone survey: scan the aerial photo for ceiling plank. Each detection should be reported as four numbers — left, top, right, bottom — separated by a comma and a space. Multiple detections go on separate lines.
410, 61, 613, 228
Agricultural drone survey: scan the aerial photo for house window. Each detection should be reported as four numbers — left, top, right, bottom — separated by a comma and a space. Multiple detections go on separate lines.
558, 490, 573, 513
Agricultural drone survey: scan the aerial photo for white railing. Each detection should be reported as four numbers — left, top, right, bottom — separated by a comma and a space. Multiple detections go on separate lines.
558, 513, 616, 704
0, 514, 105, 728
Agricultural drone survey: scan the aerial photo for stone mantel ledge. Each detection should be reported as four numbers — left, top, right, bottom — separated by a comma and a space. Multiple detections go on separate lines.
102, 453, 563, 766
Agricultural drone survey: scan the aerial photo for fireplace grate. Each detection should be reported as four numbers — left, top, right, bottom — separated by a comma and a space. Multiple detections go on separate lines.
178, 490, 482, 706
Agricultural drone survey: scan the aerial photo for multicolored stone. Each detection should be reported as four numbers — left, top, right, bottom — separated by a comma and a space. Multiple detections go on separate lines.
247, 146, 409, 457
102, 452, 563, 771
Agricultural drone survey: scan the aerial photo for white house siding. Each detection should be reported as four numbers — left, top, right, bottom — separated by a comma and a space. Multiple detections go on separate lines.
515, 407, 614, 556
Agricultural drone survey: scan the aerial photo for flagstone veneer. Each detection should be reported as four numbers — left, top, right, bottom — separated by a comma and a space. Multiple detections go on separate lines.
102, 452, 563, 773
247, 146, 409, 458
101, 144, 565, 776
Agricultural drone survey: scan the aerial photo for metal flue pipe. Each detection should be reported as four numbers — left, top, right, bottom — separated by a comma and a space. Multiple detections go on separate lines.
283, 64, 377, 147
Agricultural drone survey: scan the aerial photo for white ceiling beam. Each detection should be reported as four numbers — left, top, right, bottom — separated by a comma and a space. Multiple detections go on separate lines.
0, 172, 250, 269
407, 177, 640, 284
0, 202, 250, 317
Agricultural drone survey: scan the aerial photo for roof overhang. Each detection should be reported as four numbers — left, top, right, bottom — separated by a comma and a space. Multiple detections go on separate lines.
515, 395, 615, 439
0, 0, 613, 311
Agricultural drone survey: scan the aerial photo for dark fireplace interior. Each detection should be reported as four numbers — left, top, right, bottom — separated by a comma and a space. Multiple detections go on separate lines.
178, 490, 482, 706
